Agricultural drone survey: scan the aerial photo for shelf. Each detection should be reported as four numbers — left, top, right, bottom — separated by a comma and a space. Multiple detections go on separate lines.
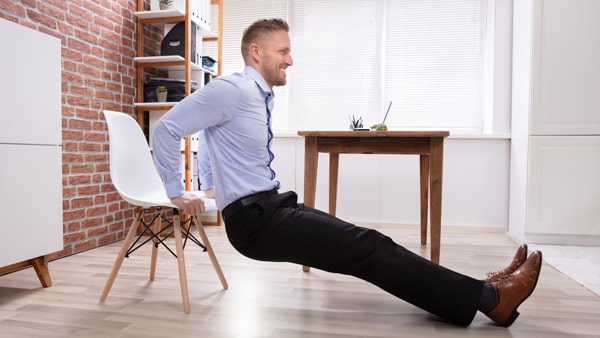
134, 56, 203, 71
134, 56, 217, 75
134, 9, 185, 20
134, 102, 177, 110
133, 10, 215, 37
201, 29, 217, 39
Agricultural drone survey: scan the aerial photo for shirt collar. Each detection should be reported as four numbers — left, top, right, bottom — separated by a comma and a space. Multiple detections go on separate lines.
244, 65, 274, 101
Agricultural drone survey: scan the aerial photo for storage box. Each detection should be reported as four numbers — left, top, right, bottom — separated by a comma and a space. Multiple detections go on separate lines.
161, 21, 201, 65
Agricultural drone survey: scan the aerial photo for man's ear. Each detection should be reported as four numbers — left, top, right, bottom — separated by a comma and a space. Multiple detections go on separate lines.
249, 43, 261, 63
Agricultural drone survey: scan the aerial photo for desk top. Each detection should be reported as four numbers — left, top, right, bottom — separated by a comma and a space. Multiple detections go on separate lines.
297, 130, 450, 138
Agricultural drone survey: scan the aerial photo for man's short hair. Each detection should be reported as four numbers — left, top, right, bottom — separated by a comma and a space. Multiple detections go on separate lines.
241, 18, 289, 61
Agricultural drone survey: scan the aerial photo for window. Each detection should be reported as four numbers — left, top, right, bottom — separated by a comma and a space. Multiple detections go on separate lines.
219, 0, 491, 133
383, 0, 488, 133
286, 0, 380, 132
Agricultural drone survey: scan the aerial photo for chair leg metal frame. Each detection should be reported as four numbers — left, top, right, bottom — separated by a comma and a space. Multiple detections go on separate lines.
100, 207, 228, 313
125, 208, 207, 259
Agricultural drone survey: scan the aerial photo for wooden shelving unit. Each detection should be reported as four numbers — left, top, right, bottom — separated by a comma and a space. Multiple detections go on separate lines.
133, 0, 222, 192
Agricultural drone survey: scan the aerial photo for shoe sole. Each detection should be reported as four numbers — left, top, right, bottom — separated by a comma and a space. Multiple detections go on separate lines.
497, 251, 543, 327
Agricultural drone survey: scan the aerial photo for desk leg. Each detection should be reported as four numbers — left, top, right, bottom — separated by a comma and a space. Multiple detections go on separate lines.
329, 153, 339, 216
303, 137, 318, 208
419, 155, 429, 246
303, 137, 318, 272
429, 137, 444, 264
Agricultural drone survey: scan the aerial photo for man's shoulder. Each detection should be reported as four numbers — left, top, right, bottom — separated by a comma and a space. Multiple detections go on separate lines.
211, 72, 259, 99
215, 72, 254, 87
211, 69, 248, 81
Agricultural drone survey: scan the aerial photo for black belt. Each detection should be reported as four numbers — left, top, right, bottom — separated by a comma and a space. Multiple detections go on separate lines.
222, 188, 278, 220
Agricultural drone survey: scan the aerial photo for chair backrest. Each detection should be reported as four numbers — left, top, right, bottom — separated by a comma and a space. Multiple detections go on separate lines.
103, 110, 171, 208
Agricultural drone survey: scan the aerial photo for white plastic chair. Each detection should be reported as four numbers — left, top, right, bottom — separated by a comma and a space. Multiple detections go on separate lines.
99, 110, 227, 313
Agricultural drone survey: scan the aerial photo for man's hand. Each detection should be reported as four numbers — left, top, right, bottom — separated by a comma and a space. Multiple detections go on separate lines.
170, 193, 206, 216
203, 188, 215, 199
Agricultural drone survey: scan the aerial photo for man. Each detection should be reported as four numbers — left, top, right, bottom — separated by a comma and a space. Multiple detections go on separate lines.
152, 18, 542, 327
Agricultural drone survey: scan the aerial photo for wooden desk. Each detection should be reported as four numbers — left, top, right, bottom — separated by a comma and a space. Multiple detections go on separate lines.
297, 130, 449, 267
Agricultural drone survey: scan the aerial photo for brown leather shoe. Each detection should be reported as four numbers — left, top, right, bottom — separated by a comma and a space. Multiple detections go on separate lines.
485, 244, 528, 282
485, 250, 542, 327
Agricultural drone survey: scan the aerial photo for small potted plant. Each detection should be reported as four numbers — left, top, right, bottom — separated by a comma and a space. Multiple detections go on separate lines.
158, 0, 174, 10
349, 114, 364, 130
155, 85, 168, 102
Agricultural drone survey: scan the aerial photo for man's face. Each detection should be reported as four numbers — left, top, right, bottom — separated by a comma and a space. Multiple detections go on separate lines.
257, 30, 293, 88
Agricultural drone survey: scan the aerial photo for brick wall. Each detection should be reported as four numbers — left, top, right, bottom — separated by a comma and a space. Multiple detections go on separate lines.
0, 0, 161, 259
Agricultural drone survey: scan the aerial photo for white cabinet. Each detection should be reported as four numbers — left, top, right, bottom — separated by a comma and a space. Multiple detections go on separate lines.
0, 145, 63, 266
529, 0, 600, 136
510, 0, 600, 245
0, 19, 63, 282
526, 136, 600, 236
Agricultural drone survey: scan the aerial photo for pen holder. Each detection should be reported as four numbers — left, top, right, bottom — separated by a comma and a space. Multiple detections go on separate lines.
349, 115, 363, 130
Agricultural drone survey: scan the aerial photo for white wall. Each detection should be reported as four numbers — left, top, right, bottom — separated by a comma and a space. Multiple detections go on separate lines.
271, 135, 510, 228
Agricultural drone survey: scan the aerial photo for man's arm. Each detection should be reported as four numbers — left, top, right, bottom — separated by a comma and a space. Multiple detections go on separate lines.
152, 78, 239, 213
197, 130, 214, 198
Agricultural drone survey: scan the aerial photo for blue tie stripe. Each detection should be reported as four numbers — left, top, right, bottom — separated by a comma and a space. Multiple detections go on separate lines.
265, 95, 277, 182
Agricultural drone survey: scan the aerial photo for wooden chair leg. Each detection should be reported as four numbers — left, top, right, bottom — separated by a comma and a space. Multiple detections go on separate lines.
100, 210, 144, 302
172, 213, 191, 313
149, 209, 161, 280
193, 217, 228, 289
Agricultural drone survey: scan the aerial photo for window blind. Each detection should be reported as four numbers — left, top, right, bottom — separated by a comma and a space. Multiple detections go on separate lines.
384, 0, 488, 132
217, 0, 489, 133
287, 0, 380, 131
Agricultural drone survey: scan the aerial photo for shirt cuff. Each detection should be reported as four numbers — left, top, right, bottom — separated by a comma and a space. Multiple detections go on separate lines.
164, 180, 185, 199
199, 173, 214, 190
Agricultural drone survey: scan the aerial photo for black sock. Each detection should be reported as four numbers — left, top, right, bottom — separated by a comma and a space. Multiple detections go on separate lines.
478, 282, 498, 313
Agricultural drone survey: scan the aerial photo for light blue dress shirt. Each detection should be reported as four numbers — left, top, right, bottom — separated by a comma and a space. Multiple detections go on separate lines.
197, 130, 213, 190
152, 66, 279, 210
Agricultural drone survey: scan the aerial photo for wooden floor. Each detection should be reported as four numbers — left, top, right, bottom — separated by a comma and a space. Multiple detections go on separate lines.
1, 223, 599, 338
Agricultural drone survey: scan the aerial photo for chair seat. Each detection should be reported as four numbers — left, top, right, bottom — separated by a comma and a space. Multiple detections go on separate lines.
123, 190, 218, 211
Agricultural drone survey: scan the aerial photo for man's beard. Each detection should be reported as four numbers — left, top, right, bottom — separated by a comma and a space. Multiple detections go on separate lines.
264, 65, 287, 87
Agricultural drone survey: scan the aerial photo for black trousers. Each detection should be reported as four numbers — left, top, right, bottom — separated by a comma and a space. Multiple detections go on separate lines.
222, 190, 483, 326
